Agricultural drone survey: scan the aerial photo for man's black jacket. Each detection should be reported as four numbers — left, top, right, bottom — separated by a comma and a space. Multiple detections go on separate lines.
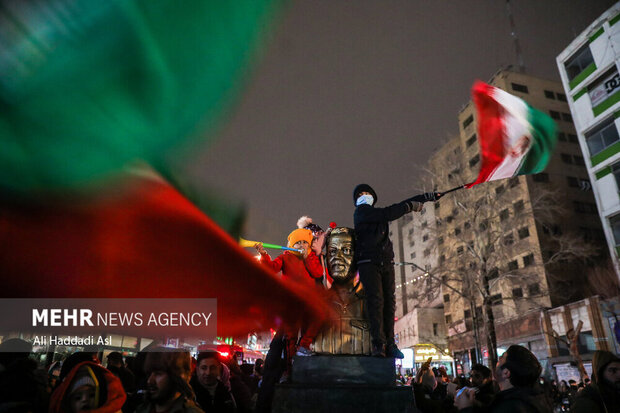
461, 386, 552, 413
190, 376, 236, 413
354, 200, 419, 265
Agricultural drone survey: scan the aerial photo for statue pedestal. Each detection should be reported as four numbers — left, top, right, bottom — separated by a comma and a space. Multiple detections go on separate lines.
272, 355, 414, 413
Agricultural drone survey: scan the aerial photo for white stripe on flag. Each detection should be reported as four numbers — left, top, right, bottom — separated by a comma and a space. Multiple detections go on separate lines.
488, 88, 533, 180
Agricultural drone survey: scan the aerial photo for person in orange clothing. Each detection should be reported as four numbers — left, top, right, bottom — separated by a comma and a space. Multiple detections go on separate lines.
255, 227, 323, 287
255, 227, 324, 360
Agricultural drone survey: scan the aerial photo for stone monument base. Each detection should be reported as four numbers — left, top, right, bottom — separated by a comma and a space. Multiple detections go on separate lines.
272, 355, 414, 413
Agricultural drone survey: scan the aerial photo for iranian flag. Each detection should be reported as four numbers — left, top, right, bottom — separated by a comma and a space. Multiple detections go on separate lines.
466, 81, 557, 187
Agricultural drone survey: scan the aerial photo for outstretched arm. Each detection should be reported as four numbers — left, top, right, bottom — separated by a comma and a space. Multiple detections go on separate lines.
355, 192, 443, 223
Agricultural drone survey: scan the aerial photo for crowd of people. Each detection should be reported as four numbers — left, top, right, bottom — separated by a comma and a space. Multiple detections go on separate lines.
402, 345, 620, 413
0, 338, 264, 413
2, 338, 619, 413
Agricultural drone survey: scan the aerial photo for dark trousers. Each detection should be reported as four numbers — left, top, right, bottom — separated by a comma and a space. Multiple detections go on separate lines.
358, 262, 396, 348
255, 332, 286, 413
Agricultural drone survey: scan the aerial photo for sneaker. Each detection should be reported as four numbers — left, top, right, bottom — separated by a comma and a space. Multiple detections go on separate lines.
371, 344, 386, 357
386, 344, 405, 359
295, 346, 314, 356
278, 372, 290, 383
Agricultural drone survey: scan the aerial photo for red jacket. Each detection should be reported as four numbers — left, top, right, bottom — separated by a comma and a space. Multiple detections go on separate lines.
259, 251, 323, 286
49, 361, 126, 413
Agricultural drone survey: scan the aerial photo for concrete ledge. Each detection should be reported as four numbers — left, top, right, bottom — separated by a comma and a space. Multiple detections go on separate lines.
291, 355, 395, 385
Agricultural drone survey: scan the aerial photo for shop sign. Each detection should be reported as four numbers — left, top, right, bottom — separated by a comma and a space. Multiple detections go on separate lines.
590, 70, 620, 107
413, 345, 453, 362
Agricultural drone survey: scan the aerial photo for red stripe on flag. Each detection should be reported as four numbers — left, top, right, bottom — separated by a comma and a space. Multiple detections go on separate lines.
466, 81, 507, 188
0, 177, 330, 337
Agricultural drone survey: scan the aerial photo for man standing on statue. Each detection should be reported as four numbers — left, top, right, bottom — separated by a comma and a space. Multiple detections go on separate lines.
353, 184, 441, 358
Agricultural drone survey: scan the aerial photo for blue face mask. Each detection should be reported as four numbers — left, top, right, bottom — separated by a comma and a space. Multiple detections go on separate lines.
356, 194, 374, 206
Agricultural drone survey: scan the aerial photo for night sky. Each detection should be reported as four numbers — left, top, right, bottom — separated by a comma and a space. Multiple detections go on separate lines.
186, 0, 616, 247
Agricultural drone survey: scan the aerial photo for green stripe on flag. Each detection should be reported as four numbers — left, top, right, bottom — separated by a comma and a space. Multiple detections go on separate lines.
611, 13, 620, 26
591, 141, 620, 166
0, 0, 285, 197
595, 166, 612, 180
589, 27, 605, 43
569, 62, 597, 90
155, 163, 246, 237
517, 105, 557, 175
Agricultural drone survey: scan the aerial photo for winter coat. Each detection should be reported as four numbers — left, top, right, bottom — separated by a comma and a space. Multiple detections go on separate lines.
353, 201, 420, 265
190, 376, 236, 413
134, 395, 204, 413
572, 350, 620, 413
486, 386, 552, 413
572, 382, 620, 413
459, 386, 551, 413
413, 383, 452, 413
474, 380, 497, 408
49, 361, 126, 413
259, 250, 323, 286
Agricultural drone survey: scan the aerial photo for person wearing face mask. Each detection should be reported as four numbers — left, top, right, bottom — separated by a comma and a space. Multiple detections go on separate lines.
353, 184, 441, 358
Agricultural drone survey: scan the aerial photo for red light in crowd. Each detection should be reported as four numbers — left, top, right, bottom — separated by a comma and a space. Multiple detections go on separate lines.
218, 351, 230, 358
394, 317, 399, 321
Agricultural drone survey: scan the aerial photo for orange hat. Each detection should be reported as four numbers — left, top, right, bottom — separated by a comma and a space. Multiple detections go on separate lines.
287, 228, 313, 249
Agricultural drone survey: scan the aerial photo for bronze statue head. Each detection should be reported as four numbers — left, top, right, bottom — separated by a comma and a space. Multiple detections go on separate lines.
326, 227, 356, 284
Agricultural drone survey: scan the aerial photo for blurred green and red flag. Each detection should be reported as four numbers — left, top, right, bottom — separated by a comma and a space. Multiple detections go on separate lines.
1, 0, 276, 197
0, 0, 331, 335
0, 173, 329, 336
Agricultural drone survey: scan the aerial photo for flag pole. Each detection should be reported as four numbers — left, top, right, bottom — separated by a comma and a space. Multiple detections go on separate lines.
440, 182, 473, 195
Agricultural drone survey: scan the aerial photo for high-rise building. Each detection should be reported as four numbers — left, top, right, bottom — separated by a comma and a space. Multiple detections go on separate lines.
391, 203, 440, 319
391, 68, 608, 372
556, 2, 620, 282
390, 206, 452, 373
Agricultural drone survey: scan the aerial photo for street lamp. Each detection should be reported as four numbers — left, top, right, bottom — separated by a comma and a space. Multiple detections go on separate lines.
396, 261, 427, 273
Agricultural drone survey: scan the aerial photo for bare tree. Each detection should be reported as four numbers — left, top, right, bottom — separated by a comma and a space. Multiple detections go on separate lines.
408, 138, 601, 370
585, 263, 620, 301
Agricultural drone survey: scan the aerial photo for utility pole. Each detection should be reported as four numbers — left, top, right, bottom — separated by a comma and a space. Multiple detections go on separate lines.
506, 0, 525, 73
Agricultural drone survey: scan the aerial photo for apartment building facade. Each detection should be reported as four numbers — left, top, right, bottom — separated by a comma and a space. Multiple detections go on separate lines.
556, 2, 620, 282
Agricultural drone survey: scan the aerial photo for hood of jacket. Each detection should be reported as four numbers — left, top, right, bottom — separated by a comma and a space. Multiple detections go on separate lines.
353, 184, 377, 206
50, 361, 126, 413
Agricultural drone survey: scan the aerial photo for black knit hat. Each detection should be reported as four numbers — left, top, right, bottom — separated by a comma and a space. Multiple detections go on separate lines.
353, 184, 377, 205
